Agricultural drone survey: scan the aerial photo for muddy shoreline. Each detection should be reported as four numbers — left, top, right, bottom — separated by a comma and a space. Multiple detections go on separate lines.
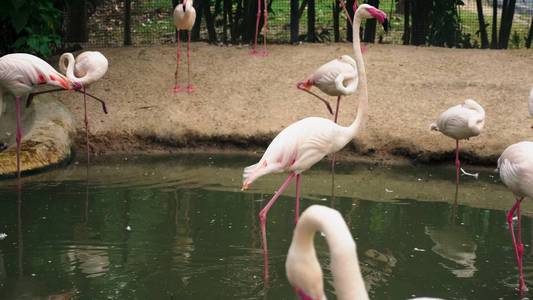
51, 43, 532, 166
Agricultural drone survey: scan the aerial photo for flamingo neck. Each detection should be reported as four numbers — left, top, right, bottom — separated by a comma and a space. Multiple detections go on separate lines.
59, 53, 90, 85
347, 10, 368, 139
290, 209, 368, 300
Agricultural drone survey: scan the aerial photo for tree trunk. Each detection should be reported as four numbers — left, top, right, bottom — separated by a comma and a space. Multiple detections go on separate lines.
65, 0, 88, 43
363, 0, 379, 43
124, 0, 132, 45
307, 0, 316, 41
333, 0, 340, 42
475, 0, 489, 48
403, 0, 410, 45
499, 0, 516, 49
410, 0, 432, 45
526, 16, 533, 49
490, 0, 498, 48
346, 0, 355, 41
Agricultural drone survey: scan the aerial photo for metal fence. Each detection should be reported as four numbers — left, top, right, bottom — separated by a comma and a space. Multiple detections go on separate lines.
85, 0, 533, 48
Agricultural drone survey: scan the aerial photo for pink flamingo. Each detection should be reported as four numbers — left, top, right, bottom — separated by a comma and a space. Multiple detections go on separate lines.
241, 4, 388, 254
286, 205, 444, 300
59, 51, 108, 163
498, 141, 533, 293
0, 53, 81, 178
286, 205, 368, 300
430, 99, 485, 186
173, 0, 196, 93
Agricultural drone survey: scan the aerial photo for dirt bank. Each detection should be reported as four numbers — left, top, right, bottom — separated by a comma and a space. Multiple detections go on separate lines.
54, 43, 533, 164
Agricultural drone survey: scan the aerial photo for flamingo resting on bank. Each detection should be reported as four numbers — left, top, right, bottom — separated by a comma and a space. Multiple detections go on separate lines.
0, 53, 81, 178
498, 141, 533, 293
59, 51, 108, 163
173, 0, 196, 93
241, 4, 388, 254
430, 99, 485, 185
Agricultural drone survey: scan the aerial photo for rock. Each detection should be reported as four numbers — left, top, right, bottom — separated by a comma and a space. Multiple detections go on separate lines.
0, 94, 75, 177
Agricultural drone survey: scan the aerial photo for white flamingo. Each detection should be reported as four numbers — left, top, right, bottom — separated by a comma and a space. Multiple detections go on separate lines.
0, 53, 80, 178
59, 51, 109, 163
241, 4, 388, 254
498, 141, 533, 293
431, 99, 485, 185
286, 205, 444, 300
173, 0, 196, 93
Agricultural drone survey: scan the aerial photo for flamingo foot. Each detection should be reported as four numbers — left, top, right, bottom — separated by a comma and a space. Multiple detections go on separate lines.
260, 50, 269, 57
250, 49, 259, 56
186, 85, 194, 93
173, 85, 182, 93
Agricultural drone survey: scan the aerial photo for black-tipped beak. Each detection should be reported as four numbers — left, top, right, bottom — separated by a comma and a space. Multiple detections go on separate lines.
382, 18, 389, 32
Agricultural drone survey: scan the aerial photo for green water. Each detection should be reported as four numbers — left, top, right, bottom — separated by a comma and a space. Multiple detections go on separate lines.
0, 154, 530, 299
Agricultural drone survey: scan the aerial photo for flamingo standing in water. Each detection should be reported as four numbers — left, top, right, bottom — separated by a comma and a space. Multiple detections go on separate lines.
59, 51, 108, 163
498, 141, 533, 293
430, 99, 485, 186
173, 0, 196, 93
241, 4, 388, 253
0, 53, 81, 178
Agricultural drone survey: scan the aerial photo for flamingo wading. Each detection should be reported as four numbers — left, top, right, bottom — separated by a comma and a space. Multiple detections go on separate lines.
59, 51, 109, 163
241, 4, 388, 254
0, 53, 81, 178
498, 141, 533, 293
173, 0, 196, 93
431, 99, 485, 185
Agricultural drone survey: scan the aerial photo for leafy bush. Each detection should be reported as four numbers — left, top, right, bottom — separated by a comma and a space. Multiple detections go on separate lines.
427, 0, 464, 47
0, 0, 62, 57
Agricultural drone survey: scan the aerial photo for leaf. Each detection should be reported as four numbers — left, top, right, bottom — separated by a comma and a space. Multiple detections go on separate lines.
11, 8, 29, 33
12, 36, 27, 48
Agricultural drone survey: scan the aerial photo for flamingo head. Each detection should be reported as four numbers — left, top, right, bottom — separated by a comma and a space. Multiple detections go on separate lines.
296, 79, 313, 91
72, 81, 82, 91
357, 4, 389, 32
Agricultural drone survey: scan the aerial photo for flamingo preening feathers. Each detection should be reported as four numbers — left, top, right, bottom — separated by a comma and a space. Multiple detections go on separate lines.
59, 51, 109, 163
241, 4, 388, 255
173, 0, 196, 93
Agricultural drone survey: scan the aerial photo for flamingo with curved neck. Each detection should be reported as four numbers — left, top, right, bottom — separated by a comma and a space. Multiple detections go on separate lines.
241, 4, 387, 258
59, 51, 108, 163
286, 205, 368, 300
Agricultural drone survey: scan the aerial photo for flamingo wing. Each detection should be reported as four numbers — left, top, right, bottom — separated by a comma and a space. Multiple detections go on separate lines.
498, 142, 533, 198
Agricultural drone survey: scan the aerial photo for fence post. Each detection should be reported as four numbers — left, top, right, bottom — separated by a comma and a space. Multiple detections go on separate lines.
65, 0, 88, 43
526, 17, 533, 49
490, 0, 498, 48
290, 0, 299, 43
307, 0, 316, 42
403, 0, 410, 45
124, 0, 132, 46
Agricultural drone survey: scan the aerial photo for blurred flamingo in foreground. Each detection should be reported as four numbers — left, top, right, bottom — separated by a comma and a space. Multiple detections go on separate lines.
498, 141, 533, 293
59, 51, 109, 163
0, 53, 80, 178
173, 0, 196, 93
241, 4, 388, 255
286, 205, 368, 300
430, 99, 485, 186
286, 205, 444, 300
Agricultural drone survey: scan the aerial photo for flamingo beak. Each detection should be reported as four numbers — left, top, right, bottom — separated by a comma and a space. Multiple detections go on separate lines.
367, 7, 388, 32
72, 82, 82, 91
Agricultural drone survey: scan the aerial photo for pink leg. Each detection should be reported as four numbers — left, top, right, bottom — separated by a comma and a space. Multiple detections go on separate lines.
296, 83, 334, 115
15, 96, 22, 179
295, 174, 301, 224
251, 0, 262, 55
187, 31, 194, 93
83, 87, 90, 164
174, 31, 181, 93
259, 172, 296, 254
261, 0, 268, 56
507, 197, 527, 292
455, 140, 460, 187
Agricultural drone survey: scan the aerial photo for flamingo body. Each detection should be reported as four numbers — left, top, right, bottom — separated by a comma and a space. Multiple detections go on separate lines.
304, 55, 358, 97
498, 141, 533, 199
173, 0, 196, 30
59, 51, 108, 86
430, 99, 485, 140
243, 117, 355, 188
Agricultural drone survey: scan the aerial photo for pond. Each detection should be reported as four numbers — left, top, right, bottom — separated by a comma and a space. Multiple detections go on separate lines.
0, 153, 530, 300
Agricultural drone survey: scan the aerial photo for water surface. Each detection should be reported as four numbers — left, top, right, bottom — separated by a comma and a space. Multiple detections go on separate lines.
0, 154, 530, 299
